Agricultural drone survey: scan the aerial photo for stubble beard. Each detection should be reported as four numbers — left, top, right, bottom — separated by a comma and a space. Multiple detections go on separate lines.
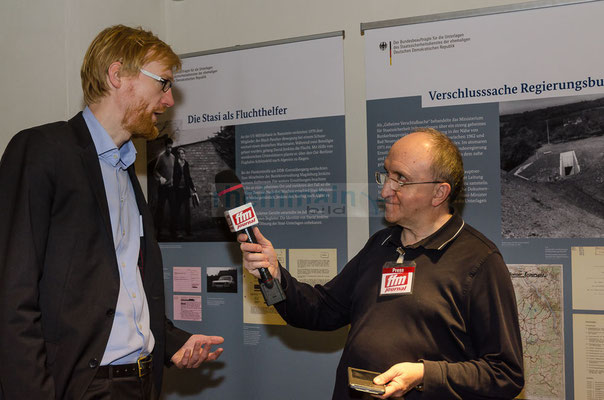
122, 100, 161, 141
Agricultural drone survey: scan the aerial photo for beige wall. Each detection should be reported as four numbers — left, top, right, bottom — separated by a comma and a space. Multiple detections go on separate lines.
0, 0, 527, 254
0, 0, 164, 152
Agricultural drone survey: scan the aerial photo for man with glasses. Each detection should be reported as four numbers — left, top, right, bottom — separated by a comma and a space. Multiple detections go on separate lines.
239, 129, 523, 399
0, 25, 223, 399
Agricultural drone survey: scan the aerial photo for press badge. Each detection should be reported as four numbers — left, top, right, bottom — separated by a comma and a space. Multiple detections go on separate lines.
380, 261, 416, 296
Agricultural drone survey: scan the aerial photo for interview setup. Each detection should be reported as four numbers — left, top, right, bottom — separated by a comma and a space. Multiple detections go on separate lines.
1, 0, 603, 399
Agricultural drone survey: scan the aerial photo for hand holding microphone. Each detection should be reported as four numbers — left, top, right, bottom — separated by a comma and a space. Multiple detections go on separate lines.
215, 170, 286, 305
237, 227, 281, 283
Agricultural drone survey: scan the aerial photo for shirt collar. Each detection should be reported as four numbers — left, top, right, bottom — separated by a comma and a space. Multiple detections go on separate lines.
83, 106, 137, 169
382, 210, 465, 252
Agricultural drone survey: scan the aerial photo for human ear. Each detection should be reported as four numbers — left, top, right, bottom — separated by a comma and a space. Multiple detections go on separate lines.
107, 61, 123, 89
432, 182, 451, 207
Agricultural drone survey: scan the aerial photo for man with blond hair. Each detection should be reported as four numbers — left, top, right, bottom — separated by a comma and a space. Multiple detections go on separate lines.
0, 25, 223, 399
240, 129, 524, 399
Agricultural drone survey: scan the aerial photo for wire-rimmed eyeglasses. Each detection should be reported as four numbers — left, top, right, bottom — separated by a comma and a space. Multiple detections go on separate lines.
375, 172, 444, 192
140, 69, 173, 92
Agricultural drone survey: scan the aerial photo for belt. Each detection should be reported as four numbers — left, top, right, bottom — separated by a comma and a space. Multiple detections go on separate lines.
96, 355, 153, 378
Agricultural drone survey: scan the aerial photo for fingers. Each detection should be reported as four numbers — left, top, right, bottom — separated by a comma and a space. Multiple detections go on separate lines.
187, 343, 224, 368
207, 348, 224, 361
371, 384, 403, 399
172, 335, 226, 368
240, 242, 263, 254
238, 227, 274, 258
188, 341, 203, 368
237, 227, 271, 245
188, 341, 206, 368
243, 250, 270, 263
205, 335, 225, 345
242, 257, 271, 279
373, 366, 402, 399
237, 232, 249, 243
187, 335, 224, 364
175, 349, 191, 369
179, 342, 208, 368
251, 227, 271, 246
374, 368, 395, 385
373, 362, 423, 399
190, 346, 224, 368
240, 243, 270, 277
381, 385, 405, 399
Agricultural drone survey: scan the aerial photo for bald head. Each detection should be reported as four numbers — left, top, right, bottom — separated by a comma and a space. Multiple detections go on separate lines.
390, 129, 464, 205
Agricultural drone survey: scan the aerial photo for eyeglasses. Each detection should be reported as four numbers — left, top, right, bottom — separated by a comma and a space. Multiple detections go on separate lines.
375, 172, 444, 191
140, 68, 173, 92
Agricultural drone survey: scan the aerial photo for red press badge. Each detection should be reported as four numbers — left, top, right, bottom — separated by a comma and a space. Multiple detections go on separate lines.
380, 261, 416, 296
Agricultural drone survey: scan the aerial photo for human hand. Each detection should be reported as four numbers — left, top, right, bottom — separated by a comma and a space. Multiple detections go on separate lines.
372, 362, 424, 399
170, 334, 224, 369
237, 227, 281, 282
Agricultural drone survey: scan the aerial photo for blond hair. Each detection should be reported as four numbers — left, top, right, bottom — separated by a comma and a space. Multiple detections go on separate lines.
81, 25, 181, 105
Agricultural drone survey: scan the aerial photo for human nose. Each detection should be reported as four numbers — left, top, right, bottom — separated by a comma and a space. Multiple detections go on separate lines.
380, 179, 394, 198
162, 88, 175, 108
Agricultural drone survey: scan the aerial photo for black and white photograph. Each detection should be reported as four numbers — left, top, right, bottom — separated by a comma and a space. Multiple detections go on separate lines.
500, 94, 604, 238
147, 122, 236, 242
206, 267, 238, 294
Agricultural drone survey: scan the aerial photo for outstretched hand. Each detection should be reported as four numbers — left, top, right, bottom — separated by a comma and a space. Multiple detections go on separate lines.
170, 334, 224, 369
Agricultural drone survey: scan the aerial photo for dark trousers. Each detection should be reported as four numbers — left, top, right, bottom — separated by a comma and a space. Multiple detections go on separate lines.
83, 371, 156, 400
155, 185, 175, 237
173, 187, 191, 235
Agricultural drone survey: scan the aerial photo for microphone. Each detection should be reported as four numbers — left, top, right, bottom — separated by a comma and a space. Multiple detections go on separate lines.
215, 170, 286, 306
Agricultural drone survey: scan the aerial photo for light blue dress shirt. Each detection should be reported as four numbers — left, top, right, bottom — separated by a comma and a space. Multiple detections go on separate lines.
83, 107, 155, 365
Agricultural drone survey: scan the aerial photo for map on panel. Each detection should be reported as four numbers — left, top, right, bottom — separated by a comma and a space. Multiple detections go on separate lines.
508, 264, 564, 400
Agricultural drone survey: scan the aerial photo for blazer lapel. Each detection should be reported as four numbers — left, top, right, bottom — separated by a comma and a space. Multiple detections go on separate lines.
69, 113, 114, 244
128, 165, 154, 288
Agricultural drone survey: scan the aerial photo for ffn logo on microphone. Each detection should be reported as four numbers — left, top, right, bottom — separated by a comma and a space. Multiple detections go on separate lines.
225, 203, 259, 232
234, 207, 255, 226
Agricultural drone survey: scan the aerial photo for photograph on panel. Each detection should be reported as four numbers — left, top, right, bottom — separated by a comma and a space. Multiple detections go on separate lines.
499, 94, 604, 238
146, 121, 236, 242
206, 266, 238, 294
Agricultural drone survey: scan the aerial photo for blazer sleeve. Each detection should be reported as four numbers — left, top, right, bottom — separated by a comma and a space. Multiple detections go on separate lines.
0, 130, 57, 398
163, 317, 192, 364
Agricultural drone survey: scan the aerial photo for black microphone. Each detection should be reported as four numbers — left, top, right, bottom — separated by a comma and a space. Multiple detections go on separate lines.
215, 170, 286, 306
